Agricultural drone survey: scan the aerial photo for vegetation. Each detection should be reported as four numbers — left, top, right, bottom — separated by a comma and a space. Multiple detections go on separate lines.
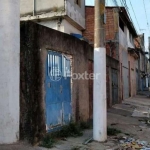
107, 127, 122, 136
40, 121, 91, 148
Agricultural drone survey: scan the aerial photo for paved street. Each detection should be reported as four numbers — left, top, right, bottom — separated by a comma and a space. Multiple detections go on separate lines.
1, 92, 150, 150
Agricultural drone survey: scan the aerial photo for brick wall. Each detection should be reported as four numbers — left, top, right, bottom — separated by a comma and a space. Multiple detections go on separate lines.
83, 6, 119, 60
83, 6, 94, 45
83, 6, 120, 107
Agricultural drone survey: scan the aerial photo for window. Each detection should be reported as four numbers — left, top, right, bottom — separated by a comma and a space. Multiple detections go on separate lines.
75, 0, 81, 7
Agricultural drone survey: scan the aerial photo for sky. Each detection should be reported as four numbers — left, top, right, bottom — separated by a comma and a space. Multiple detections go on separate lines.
85, 0, 150, 52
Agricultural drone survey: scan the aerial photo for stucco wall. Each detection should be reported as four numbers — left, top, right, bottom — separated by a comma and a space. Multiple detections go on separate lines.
128, 54, 136, 97
119, 27, 129, 99
20, 0, 64, 16
63, 19, 82, 34
20, 21, 93, 143
0, 0, 20, 144
38, 20, 58, 30
66, 0, 85, 29
83, 6, 120, 107
119, 27, 137, 99
37, 19, 82, 34
124, 26, 134, 49
20, 0, 85, 30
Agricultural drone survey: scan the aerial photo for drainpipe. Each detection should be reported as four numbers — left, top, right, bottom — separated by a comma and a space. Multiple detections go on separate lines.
33, 0, 35, 16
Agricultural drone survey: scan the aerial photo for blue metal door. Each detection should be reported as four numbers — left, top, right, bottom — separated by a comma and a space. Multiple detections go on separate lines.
45, 51, 71, 131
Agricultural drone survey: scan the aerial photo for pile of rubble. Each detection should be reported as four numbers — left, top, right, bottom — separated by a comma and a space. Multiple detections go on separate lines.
119, 137, 150, 149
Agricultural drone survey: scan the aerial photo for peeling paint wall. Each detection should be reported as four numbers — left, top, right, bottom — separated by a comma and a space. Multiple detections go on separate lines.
20, 21, 93, 143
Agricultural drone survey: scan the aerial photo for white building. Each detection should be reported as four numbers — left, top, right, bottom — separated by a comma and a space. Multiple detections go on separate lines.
0, 0, 20, 144
20, 0, 85, 35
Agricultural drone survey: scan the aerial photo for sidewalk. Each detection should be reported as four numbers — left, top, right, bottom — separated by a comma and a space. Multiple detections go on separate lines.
1, 93, 150, 150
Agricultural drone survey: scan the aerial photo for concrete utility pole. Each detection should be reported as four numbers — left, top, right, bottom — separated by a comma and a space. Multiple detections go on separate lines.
0, 0, 20, 144
149, 37, 150, 59
148, 37, 150, 87
93, 0, 107, 141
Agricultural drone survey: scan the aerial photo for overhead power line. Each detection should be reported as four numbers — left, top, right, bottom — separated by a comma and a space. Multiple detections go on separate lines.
143, 0, 150, 35
118, 0, 138, 33
128, 0, 141, 32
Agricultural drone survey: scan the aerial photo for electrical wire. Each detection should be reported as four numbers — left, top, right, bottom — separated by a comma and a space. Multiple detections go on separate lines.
128, 0, 141, 32
143, 0, 150, 35
118, 0, 139, 33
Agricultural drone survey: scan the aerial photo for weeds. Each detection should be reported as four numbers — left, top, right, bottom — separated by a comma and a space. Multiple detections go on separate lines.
107, 127, 122, 136
80, 121, 91, 130
40, 134, 55, 148
40, 122, 89, 148
71, 146, 80, 150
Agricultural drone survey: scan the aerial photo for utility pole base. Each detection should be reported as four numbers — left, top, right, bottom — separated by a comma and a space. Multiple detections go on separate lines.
93, 47, 107, 142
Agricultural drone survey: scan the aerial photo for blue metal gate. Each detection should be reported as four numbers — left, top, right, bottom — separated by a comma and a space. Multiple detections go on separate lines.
45, 51, 71, 131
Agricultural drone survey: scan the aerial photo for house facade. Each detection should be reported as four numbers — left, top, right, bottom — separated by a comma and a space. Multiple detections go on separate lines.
134, 34, 148, 91
118, 7, 138, 99
20, 21, 93, 143
20, 0, 85, 35
83, 6, 120, 108
83, 6, 138, 106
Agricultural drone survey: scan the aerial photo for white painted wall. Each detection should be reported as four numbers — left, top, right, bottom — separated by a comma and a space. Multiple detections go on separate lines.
37, 19, 82, 35
0, 0, 20, 144
93, 47, 107, 141
20, 0, 85, 30
66, 0, 85, 29
119, 27, 128, 49
127, 29, 134, 48
20, 0, 64, 16
124, 26, 134, 48
38, 20, 60, 31
62, 19, 82, 34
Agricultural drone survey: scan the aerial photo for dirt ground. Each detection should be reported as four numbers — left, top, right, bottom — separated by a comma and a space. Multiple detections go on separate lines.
1, 93, 150, 150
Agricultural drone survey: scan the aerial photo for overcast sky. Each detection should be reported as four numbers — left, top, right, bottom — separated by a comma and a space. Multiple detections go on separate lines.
85, 0, 150, 52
